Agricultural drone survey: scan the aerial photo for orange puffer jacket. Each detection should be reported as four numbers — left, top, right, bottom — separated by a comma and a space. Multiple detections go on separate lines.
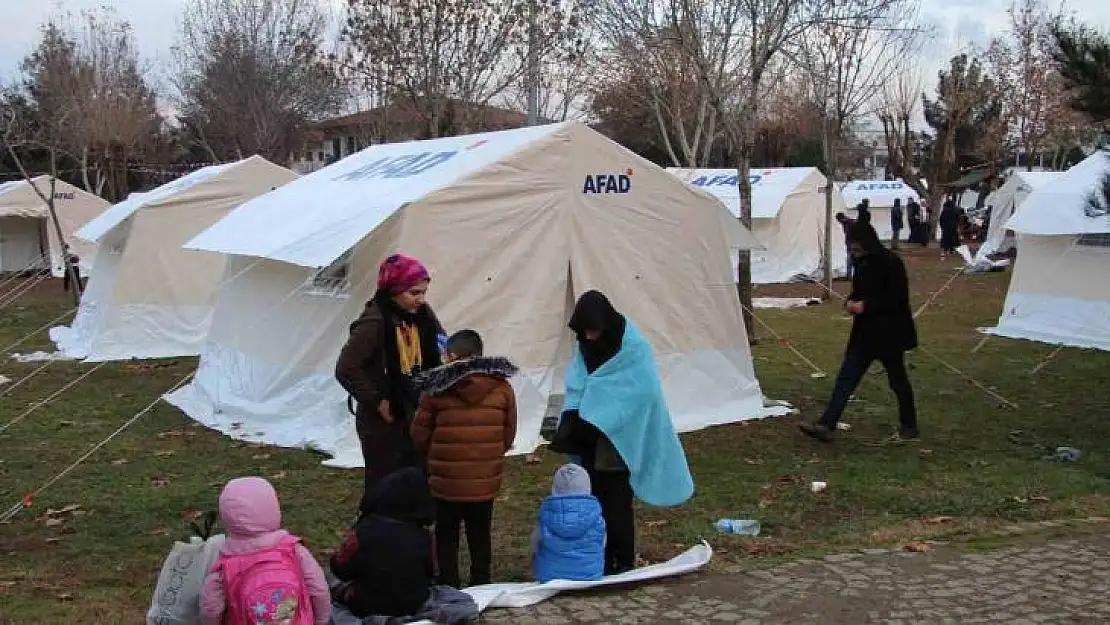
411, 357, 519, 502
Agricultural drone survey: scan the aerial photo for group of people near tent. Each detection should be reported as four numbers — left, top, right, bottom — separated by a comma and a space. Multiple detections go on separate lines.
195, 251, 697, 624
14, 121, 1104, 623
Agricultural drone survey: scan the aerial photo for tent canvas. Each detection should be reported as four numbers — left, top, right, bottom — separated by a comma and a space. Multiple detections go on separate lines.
975, 170, 1062, 259
982, 152, 1110, 351
666, 168, 848, 284
840, 179, 921, 241
0, 177, 108, 276
49, 156, 299, 362
165, 122, 788, 468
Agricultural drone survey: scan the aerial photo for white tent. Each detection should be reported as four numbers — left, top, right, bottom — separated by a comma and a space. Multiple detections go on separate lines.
0, 177, 107, 276
983, 152, 1110, 351
49, 156, 299, 361
165, 122, 787, 468
666, 168, 848, 284
840, 179, 921, 240
975, 170, 1062, 258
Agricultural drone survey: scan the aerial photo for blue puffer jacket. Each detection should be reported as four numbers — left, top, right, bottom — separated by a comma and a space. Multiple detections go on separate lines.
533, 493, 606, 583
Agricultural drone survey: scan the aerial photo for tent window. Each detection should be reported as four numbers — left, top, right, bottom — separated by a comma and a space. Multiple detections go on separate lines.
307, 249, 353, 294
1077, 233, 1110, 248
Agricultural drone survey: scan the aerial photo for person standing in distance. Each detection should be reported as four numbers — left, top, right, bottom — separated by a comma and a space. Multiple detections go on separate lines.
800, 221, 919, 443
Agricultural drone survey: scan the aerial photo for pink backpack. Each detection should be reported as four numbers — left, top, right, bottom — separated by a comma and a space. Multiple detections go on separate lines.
214, 535, 312, 625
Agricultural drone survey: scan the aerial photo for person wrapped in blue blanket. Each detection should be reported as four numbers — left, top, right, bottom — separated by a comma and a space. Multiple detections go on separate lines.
530, 463, 606, 583
552, 290, 694, 576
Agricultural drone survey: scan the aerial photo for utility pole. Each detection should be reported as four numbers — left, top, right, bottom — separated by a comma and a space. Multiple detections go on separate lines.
526, 0, 539, 126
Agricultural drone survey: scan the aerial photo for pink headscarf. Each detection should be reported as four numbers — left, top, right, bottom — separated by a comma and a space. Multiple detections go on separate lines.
376, 253, 430, 294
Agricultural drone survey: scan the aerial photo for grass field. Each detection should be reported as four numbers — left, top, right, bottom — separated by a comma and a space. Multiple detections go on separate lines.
2, 248, 1110, 623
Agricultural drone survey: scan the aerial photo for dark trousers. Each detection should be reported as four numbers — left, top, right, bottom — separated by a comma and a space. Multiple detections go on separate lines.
891, 228, 901, 248
356, 413, 418, 494
844, 247, 854, 280
589, 470, 636, 572
434, 499, 494, 588
819, 346, 918, 433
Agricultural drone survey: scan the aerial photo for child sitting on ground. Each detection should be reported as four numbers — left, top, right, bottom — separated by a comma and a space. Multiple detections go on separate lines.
201, 476, 330, 625
410, 329, 519, 588
330, 467, 437, 618
530, 463, 606, 583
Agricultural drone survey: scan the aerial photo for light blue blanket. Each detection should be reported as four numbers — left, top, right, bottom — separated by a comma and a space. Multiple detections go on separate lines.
563, 322, 694, 507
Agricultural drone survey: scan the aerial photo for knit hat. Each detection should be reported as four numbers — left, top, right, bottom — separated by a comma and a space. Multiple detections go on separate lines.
552, 463, 592, 496
376, 253, 430, 294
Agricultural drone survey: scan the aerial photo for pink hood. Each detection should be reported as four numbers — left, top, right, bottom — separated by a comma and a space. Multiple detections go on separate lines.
219, 477, 284, 552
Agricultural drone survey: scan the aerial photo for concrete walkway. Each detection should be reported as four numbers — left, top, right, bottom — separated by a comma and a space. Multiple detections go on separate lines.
480, 531, 1110, 624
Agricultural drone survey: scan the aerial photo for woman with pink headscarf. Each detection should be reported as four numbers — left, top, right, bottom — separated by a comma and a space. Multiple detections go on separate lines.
336, 254, 445, 488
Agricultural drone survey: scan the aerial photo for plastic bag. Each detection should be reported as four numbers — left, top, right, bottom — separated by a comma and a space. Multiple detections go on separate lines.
146, 532, 226, 625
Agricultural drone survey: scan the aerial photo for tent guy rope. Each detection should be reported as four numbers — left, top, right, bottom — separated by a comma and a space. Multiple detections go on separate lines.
0, 361, 109, 434
0, 372, 195, 525
0, 307, 77, 356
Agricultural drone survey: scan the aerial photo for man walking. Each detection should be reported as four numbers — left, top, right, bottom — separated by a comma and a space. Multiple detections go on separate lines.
800, 220, 918, 443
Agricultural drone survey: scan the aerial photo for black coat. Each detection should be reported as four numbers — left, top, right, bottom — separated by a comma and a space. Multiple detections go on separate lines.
331, 468, 436, 618
847, 249, 918, 355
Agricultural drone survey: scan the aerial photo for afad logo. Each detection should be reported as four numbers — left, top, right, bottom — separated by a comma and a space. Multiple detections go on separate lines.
691, 173, 764, 187
583, 169, 633, 194
333, 151, 459, 182
854, 181, 905, 191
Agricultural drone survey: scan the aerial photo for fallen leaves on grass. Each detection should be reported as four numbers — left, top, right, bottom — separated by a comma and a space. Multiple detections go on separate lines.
156, 430, 184, 439
151, 478, 171, 488
110, 458, 128, 465
56, 593, 73, 601
270, 471, 287, 480
925, 516, 954, 525
58, 420, 75, 427
524, 454, 541, 465
38, 504, 83, 527
251, 453, 271, 460
645, 520, 668, 528
180, 509, 203, 521
153, 450, 174, 458
903, 542, 933, 553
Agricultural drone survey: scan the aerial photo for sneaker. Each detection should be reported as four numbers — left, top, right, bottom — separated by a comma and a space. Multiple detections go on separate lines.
799, 422, 835, 442
882, 429, 920, 444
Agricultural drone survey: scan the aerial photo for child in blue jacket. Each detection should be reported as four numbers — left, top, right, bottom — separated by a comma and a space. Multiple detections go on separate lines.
530, 463, 606, 583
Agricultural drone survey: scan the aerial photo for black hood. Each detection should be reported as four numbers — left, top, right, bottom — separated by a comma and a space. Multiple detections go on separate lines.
569, 290, 627, 374
849, 220, 886, 254
359, 467, 435, 526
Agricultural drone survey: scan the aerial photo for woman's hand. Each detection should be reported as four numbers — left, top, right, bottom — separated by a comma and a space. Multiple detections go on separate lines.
846, 300, 865, 315
378, 399, 393, 424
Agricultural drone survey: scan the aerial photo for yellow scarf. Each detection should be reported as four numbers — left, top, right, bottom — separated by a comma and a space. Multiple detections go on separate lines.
395, 323, 422, 375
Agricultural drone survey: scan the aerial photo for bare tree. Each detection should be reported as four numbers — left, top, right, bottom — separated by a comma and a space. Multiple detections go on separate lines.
985, 0, 1060, 170
796, 0, 922, 290
589, 0, 742, 167
672, 0, 836, 340
174, 0, 344, 162
339, 0, 581, 138
18, 12, 161, 202
0, 95, 83, 304
502, 38, 595, 122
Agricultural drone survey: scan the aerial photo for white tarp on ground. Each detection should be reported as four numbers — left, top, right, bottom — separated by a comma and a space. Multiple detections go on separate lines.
840, 179, 921, 241
0, 177, 107, 276
667, 168, 848, 284
753, 297, 820, 309
975, 170, 1062, 259
165, 122, 788, 467
982, 152, 1110, 351
331, 543, 712, 625
49, 156, 299, 362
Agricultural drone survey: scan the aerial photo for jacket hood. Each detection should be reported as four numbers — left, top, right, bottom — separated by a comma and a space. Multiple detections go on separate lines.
552, 463, 591, 496
411, 356, 518, 401
359, 467, 435, 526
219, 477, 281, 537
540, 494, 603, 540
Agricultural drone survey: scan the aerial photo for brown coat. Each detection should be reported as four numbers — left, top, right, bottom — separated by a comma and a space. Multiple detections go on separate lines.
410, 358, 519, 502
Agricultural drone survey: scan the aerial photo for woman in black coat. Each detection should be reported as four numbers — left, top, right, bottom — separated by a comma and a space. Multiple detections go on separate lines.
939, 199, 962, 255
800, 221, 919, 443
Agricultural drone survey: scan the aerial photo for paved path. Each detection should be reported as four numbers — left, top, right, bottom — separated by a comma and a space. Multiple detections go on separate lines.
480, 532, 1110, 624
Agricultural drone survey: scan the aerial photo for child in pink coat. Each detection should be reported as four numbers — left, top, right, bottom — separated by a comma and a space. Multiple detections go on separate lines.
200, 477, 331, 625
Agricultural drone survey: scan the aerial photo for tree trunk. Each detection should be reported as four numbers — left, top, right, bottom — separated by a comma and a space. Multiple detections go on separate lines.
822, 126, 836, 298
735, 100, 757, 343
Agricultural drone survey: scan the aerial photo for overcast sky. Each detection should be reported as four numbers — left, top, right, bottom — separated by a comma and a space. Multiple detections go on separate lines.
2, 0, 1109, 106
